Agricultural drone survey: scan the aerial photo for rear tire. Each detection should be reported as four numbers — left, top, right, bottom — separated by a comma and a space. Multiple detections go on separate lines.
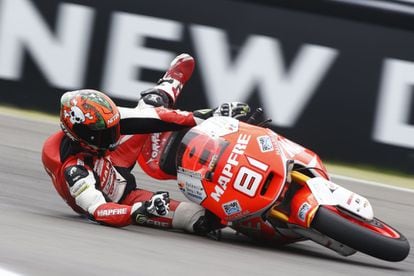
311, 206, 410, 262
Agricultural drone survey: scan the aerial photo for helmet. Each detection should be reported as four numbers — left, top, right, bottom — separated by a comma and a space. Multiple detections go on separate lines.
60, 89, 121, 153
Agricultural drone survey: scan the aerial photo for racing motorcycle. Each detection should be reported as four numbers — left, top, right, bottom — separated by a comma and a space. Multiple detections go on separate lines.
137, 109, 410, 262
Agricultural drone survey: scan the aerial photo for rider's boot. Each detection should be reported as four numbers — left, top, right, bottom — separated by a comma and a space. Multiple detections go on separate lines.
140, 53, 195, 108
171, 202, 225, 239
192, 210, 225, 240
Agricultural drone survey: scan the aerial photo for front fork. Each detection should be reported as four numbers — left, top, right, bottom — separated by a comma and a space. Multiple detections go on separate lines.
268, 171, 356, 256
269, 171, 319, 228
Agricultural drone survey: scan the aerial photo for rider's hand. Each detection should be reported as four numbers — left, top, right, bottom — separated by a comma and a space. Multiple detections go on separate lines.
131, 191, 170, 224
146, 191, 170, 216
213, 102, 250, 120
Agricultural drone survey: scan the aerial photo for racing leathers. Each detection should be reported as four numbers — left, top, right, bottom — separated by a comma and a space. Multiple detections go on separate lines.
42, 53, 215, 232
42, 94, 211, 232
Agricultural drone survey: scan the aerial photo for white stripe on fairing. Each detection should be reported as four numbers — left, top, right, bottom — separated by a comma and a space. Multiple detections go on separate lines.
246, 156, 269, 172
0, 267, 23, 276
331, 174, 414, 193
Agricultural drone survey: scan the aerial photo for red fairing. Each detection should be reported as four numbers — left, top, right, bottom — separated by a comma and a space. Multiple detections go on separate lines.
93, 203, 133, 227
178, 121, 287, 221
155, 107, 197, 126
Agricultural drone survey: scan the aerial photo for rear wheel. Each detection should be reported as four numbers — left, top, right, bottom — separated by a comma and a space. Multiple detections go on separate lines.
311, 206, 410, 262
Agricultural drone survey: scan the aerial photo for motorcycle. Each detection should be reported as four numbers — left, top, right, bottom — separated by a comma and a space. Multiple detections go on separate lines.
137, 109, 410, 262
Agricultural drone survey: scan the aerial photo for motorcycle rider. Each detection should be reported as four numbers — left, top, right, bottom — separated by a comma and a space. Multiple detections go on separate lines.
42, 53, 250, 234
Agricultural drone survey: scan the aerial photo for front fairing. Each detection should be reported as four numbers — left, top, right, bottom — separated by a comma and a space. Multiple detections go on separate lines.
177, 117, 288, 222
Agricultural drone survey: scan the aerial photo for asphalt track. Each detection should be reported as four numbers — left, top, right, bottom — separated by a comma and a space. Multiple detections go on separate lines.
0, 112, 413, 276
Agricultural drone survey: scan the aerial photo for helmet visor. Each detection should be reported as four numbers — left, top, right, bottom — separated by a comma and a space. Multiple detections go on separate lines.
73, 123, 120, 151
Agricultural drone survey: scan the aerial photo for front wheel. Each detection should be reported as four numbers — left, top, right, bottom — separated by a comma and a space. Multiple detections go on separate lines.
311, 206, 410, 262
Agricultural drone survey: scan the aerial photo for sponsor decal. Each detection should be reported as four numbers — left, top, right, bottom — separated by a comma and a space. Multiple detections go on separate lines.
185, 181, 206, 202
208, 154, 219, 171
97, 208, 128, 217
346, 193, 355, 205
107, 112, 119, 125
270, 134, 281, 156
177, 170, 206, 204
210, 133, 251, 202
149, 133, 161, 161
298, 202, 311, 222
257, 135, 274, 152
222, 200, 242, 216
145, 219, 170, 228
135, 214, 148, 224
71, 181, 89, 197
177, 167, 202, 179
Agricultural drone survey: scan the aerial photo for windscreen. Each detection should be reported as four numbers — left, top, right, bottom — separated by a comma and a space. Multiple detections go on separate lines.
176, 129, 229, 177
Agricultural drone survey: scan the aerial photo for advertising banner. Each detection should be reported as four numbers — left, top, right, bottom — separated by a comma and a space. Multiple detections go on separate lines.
1, 0, 414, 172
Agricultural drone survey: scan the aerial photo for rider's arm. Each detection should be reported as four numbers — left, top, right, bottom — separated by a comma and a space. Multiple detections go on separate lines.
118, 87, 250, 134
63, 164, 169, 227
119, 106, 203, 135
63, 164, 134, 227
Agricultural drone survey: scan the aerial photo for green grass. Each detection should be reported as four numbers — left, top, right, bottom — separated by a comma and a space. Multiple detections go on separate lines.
325, 162, 414, 190
1, 105, 413, 190
0, 105, 58, 123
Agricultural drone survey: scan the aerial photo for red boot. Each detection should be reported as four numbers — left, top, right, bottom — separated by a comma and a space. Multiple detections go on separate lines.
156, 53, 195, 105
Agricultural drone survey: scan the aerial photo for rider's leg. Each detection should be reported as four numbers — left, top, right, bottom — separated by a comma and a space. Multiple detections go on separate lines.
121, 189, 222, 234
138, 53, 195, 108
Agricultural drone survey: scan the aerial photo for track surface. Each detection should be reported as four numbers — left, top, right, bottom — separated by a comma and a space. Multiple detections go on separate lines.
0, 113, 413, 276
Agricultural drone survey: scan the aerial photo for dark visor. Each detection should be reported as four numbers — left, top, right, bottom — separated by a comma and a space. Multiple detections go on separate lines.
74, 124, 120, 150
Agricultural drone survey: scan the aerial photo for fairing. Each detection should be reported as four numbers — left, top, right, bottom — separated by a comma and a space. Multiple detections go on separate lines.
176, 117, 288, 222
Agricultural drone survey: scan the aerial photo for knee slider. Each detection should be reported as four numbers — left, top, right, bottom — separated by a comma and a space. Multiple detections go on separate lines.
140, 88, 172, 108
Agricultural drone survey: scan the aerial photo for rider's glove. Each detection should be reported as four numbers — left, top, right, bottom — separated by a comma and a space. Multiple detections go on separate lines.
193, 102, 250, 121
146, 191, 170, 216
213, 102, 250, 120
131, 191, 170, 225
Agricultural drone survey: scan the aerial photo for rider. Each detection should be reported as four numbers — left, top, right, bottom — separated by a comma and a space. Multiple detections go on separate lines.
42, 53, 250, 234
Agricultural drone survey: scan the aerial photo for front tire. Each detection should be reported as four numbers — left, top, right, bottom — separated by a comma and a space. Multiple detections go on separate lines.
311, 206, 410, 262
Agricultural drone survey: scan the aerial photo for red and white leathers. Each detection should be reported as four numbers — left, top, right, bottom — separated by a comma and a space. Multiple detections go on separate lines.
42, 54, 208, 231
